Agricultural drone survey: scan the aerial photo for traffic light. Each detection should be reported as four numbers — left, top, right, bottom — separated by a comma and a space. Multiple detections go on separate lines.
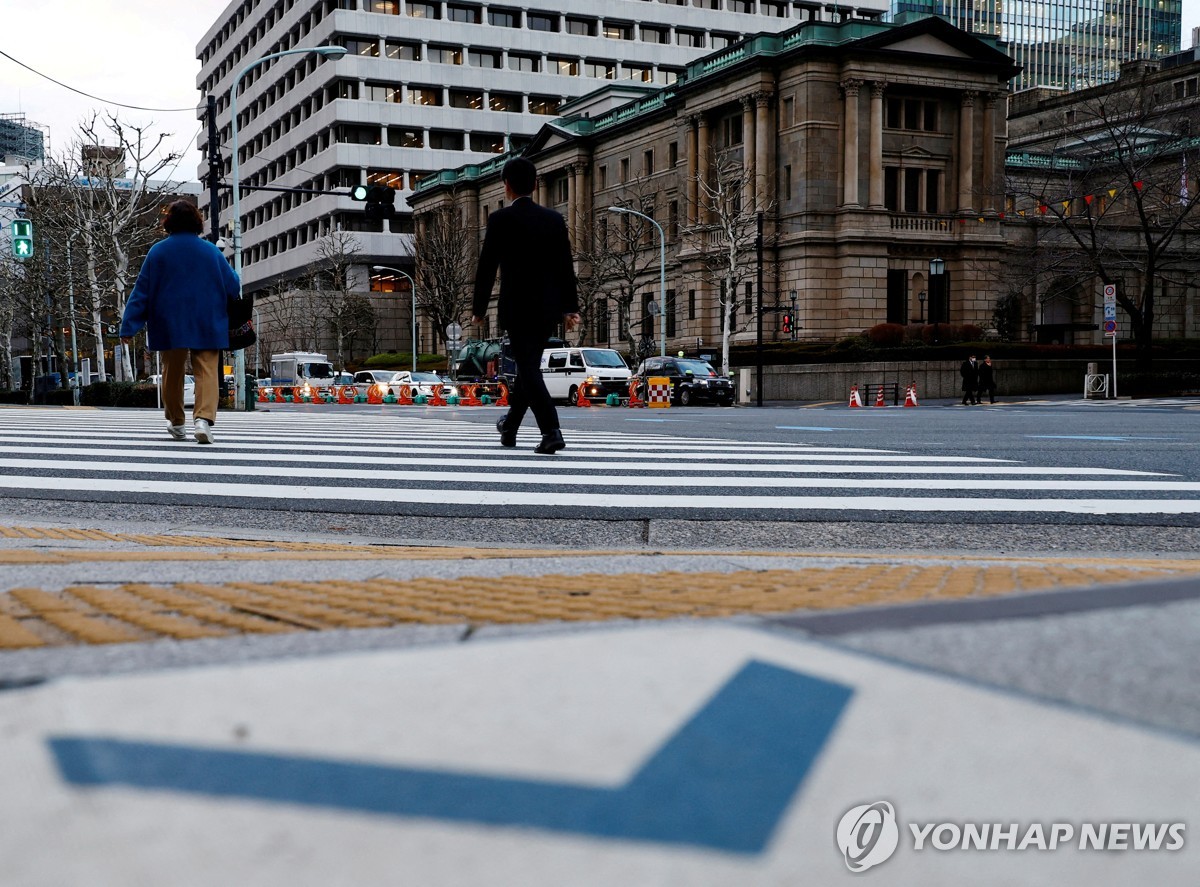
351, 184, 396, 220
11, 218, 33, 260
781, 312, 792, 336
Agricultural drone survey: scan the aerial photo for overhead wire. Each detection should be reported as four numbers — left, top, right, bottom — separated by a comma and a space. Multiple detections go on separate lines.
0, 47, 197, 113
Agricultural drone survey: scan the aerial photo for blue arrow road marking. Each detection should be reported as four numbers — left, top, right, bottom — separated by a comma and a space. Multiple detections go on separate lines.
1027, 435, 1177, 442
775, 426, 863, 432
49, 660, 852, 854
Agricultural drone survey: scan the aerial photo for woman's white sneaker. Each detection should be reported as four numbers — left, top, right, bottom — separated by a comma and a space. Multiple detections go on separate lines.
167, 423, 186, 440
194, 419, 214, 444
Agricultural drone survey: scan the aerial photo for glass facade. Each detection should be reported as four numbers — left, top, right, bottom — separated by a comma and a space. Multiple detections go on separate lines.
893, 0, 1182, 90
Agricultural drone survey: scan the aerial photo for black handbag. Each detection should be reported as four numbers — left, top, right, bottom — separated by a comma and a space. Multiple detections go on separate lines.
228, 294, 256, 351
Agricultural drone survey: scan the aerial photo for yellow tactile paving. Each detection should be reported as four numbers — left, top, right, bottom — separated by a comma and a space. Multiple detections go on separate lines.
3, 558, 1198, 650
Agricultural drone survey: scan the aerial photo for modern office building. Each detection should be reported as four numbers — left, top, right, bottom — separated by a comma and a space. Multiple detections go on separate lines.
0, 114, 46, 167
195, 0, 887, 357
892, 0, 1182, 92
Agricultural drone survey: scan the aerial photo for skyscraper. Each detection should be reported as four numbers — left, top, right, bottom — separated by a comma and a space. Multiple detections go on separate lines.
892, 0, 1182, 91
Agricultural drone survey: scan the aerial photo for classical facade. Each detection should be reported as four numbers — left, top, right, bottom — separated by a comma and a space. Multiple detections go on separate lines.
410, 15, 1019, 355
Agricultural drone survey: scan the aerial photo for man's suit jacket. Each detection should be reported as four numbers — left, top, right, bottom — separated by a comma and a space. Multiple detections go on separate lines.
472, 196, 578, 335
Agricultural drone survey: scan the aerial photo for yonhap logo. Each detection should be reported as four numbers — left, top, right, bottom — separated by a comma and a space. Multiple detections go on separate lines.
837, 801, 900, 872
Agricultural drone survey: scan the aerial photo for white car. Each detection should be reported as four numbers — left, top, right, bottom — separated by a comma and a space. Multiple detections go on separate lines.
147, 374, 195, 407
390, 371, 459, 399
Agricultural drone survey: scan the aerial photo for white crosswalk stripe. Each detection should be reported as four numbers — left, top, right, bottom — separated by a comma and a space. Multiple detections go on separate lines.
0, 408, 1198, 516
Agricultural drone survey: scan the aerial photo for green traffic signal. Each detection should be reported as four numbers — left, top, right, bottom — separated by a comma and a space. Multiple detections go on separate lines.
350, 184, 369, 201
11, 218, 33, 259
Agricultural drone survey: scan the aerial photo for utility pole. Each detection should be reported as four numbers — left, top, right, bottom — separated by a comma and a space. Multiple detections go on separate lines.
755, 211, 764, 407
206, 95, 221, 244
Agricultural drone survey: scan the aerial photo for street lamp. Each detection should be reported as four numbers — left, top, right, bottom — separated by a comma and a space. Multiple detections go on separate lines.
608, 205, 666, 357
229, 44, 347, 410
918, 289, 926, 323
372, 265, 418, 372
928, 257, 945, 344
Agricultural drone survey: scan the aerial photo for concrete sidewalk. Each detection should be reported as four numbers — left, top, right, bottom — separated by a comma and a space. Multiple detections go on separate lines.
0, 522, 1198, 884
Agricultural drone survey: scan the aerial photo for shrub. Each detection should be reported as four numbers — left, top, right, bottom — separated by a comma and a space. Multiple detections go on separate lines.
43, 389, 76, 406
1123, 372, 1200, 397
866, 323, 905, 347
0, 389, 28, 405
81, 382, 159, 408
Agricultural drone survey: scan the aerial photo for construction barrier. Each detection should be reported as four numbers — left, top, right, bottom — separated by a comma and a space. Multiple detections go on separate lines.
429, 386, 447, 406
647, 376, 671, 409
396, 384, 413, 405
627, 378, 645, 408
874, 385, 885, 408
575, 384, 592, 407
460, 384, 483, 407
337, 385, 356, 404
848, 385, 864, 408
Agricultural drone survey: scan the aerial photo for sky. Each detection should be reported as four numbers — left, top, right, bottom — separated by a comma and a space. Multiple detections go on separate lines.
2, 0, 1199, 186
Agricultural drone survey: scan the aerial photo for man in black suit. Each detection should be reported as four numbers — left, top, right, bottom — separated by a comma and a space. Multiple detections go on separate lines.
472, 157, 580, 454
960, 354, 980, 405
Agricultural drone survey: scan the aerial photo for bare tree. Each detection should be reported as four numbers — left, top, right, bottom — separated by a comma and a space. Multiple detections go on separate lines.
413, 199, 475, 350
308, 229, 374, 369
601, 175, 668, 357
1006, 82, 1200, 365
692, 148, 760, 375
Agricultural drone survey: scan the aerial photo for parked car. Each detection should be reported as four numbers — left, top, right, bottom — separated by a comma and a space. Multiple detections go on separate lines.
634, 357, 734, 406
147, 374, 196, 407
390, 370, 459, 399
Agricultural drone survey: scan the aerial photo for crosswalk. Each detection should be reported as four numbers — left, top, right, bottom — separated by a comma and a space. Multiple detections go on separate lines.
1, 407, 1198, 517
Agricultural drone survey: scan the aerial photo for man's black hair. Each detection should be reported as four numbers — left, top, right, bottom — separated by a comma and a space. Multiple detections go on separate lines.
502, 157, 537, 196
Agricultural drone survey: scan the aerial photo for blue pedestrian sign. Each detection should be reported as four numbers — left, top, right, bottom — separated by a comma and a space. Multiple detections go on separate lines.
11, 218, 33, 259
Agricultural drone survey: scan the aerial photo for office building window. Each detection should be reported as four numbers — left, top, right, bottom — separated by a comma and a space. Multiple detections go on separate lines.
367, 170, 405, 189
552, 56, 580, 76
688, 289, 696, 320
555, 177, 570, 205
886, 98, 939, 132
450, 89, 484, 109
528, 12, 559, 31
643, 149, 654, 175
668, 199, 678, 238
388, 128, 423, 147
469, 48, 500, 68
406, 1, 440, 17
624, 64, 652, 82
620, 157, 629, 182
528, 95, 561, 115
676, 28, 705, 48
470, 132, 506, 153
728, 0, 751, 10
342, 37, 380, 57
369, 0, 400, 12
408, 170, 431, 188
488, 7, 518, 26
408, 86, 443, 105
585, 59, 616, 79
386, 40, 421, 60
603, 21, 633, 40
598, 165, 608, 189
364, 82, 401, 103
566, 16, 596, 35
429, 45, 463, 65
337, 124, 381, 145
718, 112, 743, 147
489, 92, 520, 112
656, 67, 682, 84
760, 0, 785, 15
429, 129, 464, 150
711, 32, 739, 49
336, 80, 360, 99
508, 52, 540, 72
446, 3, 481, 23
668, 141, 678, 167
641, 24, 668, 43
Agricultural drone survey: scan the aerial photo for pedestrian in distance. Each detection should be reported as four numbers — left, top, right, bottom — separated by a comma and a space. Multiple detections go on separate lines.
978, 354, 997, 404
959, 353, 981, 405
471, 157, 581, 454
120, 200, 242, 444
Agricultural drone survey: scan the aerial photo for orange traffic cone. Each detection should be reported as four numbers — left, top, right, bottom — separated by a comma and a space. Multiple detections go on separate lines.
627, 379, 645, 408
848, 385, 863, 408
874, 385, 885, 407
575, 384, 592, 407
494, 382, 510, 407
904, 383, 919, 407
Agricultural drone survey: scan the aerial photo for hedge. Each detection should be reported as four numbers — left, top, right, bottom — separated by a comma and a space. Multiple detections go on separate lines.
0, 390, 28, 405
80, 382, 159, 408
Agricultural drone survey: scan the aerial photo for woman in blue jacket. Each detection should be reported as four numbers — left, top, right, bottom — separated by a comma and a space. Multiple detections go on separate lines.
120, 201, 241, 444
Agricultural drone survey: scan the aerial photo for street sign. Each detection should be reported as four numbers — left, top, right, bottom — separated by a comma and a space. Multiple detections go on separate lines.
1104, 320, 1117, 333
10, 218, 32, 259
1104, 304, 1117, 321
445, 322, 463, 341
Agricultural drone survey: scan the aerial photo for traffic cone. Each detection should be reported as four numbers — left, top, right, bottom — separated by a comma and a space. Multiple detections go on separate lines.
627, 379, 645, 408
904, 383, 919, 407
429, 386, 447, 406
337, 385, 356, 404
848, 385, 863, 408
874, 385, 885, 407
396, 384, 413, 405
575, 384, 592, 407
494, 383, 509, 407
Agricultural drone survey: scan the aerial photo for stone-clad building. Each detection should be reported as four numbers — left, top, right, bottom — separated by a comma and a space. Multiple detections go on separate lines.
410, 15, 1020, 355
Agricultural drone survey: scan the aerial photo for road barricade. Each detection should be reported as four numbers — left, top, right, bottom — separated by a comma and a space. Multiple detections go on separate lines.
337, 385, 356, 404
627, 378, 646, 408
647, 376, 671, 409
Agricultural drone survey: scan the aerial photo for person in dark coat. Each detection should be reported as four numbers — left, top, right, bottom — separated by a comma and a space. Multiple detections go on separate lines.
471, 157, 580, 454
121, 201, 241, 444
959, 354, 981, 405
978, 354, 997, 404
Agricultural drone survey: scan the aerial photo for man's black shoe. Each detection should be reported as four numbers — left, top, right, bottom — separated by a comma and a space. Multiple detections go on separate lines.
497, 416, 517, 447
534, 429, 565, 455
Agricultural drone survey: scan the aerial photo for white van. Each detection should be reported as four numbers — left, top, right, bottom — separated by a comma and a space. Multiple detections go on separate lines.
540, 347, 631, 403
269, 351, 337, 389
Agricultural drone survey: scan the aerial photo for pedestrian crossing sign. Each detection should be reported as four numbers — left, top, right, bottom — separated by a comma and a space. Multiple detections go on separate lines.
11, 218, 33, 259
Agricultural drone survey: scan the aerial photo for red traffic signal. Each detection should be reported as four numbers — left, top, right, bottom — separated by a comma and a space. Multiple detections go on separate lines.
781, 312, 792, 335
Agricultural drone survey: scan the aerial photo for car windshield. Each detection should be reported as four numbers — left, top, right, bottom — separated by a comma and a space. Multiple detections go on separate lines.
303, 363, 335, 378
411, 372, 442, 383
675, 360, 716, 376
581, 349, 627, 368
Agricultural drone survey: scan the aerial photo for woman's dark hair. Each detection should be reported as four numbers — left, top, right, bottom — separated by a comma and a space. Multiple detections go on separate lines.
502, 157, 537, 196
163, 200, 205, 235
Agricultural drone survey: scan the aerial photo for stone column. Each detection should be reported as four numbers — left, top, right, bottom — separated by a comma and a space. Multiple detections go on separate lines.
697, 114, 710, 224
754, 91, 770, 212
958, 90, 976, 213
567, 163, 579, 233
572, 161, 587, 240
841, 78, 862, 208
686, 115, 699, 225
982, 92, 997, 213
868, 80, 886, 209
741, 96, 756, 211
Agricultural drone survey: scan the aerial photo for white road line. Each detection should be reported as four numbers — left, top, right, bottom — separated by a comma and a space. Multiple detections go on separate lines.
3, 458, 1194, 492
1, 474, 1197, 514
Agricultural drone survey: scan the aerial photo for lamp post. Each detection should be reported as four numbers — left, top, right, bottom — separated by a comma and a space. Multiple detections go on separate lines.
918, 289, 926, 323
607, 206, 666, 357
928, 257, 944, 343
373, 265, 418, 372
229, 44, 346, 410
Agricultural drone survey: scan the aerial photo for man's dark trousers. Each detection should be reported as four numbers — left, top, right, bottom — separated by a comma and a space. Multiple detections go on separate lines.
503, 326, 558, 434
